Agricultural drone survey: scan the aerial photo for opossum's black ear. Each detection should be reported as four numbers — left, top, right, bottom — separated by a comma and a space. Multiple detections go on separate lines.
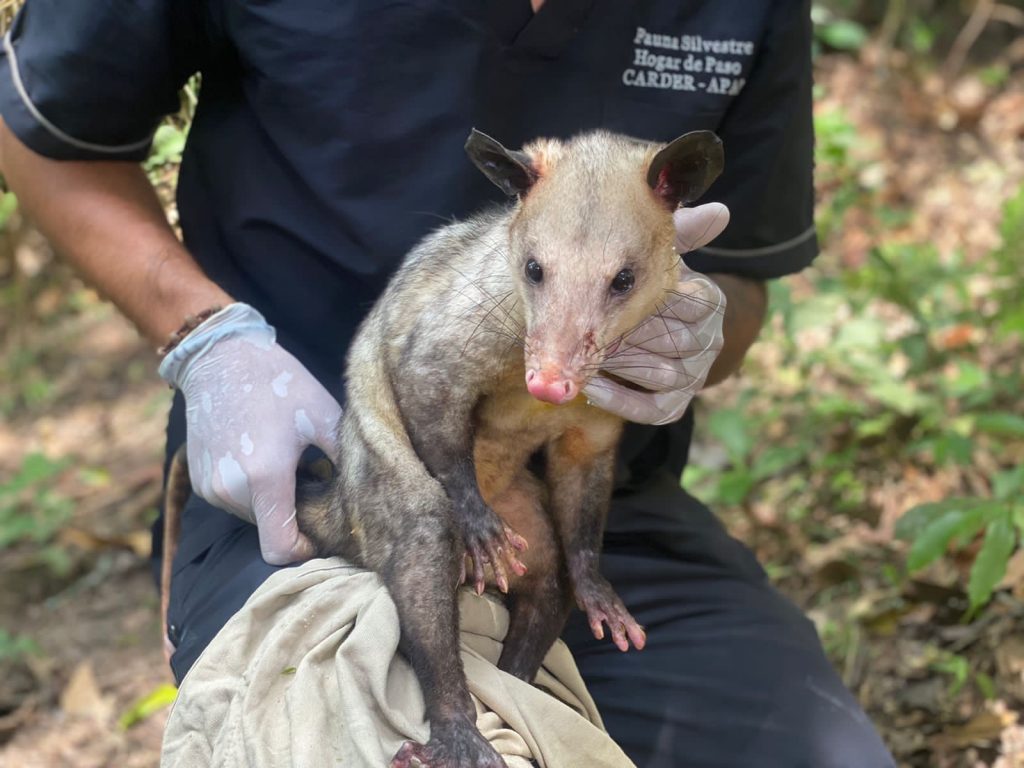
647, 131, 724, 209
465, 129, 539, 197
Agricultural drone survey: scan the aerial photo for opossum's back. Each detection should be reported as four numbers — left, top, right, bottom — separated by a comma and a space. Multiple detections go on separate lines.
382, 211, 512, 328
346, 207, 518, 376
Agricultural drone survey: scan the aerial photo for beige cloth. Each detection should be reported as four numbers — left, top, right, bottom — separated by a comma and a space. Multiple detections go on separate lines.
161, 559, 635, 768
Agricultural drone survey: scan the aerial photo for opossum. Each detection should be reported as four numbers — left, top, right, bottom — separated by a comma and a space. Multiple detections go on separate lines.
161, 128, 723, 768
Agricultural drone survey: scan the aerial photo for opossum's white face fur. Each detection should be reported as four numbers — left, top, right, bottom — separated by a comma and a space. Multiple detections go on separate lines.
466, 129, 724, 406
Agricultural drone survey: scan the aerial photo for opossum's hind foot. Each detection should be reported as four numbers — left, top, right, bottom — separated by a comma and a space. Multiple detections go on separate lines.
457, 512, 528, 596
390, 724, 507, 768
574, 574, 647, 653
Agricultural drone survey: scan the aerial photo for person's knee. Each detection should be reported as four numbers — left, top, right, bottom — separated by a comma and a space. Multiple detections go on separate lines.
750, 672, 894, 768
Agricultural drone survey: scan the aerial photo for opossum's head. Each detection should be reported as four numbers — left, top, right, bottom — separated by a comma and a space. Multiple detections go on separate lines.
466, 129, 723, 406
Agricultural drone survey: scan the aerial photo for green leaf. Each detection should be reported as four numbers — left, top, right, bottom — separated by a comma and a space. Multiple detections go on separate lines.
144, 124, 187, 170
942, 361, 990, 400
975, 672, 997, 700
706, 409, 753, 463
922, 433, 974, 466
834, 316, 884, 350
0, 191, 18, 230
751, 445, 804, 481
855, 413, 896, 439
932, 653, 969, 697
968, 513, 1017, 614
818, 20, 869, 51
992, 466, 1024, 501
896, 501, 960, 540
118, 684, 178, 730
866, 378, 931, 416
906, 20, 935, 54
811, 394, 864, 419
906, 507, 984, 572
897, 498, 1004, 547
974, 413, 1024, 438
0, 453, 66, 498
716, 468, 754, 506
789, 293, 845, 335
0, 630, 39, 663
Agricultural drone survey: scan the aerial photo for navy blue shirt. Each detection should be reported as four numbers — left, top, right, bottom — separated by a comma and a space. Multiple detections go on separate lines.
0, 0, 817, 477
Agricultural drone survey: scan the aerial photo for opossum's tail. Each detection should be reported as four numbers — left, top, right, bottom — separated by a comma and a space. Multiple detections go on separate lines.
158, 446, 340, 664
160, 445, 191, 665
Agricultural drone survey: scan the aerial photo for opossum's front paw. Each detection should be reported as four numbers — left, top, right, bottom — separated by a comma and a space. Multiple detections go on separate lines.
575, 575, 647, 652
390, 729, 507, 768
457, 510, 528, 596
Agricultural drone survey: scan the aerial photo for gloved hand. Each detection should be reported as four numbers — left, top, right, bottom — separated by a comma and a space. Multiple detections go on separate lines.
159, 303, 342, 564
583, 203, 730, 426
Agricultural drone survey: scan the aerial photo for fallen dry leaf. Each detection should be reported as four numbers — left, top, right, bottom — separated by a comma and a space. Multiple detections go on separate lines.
932, 710, 1006, 749
59, 662, 113, 724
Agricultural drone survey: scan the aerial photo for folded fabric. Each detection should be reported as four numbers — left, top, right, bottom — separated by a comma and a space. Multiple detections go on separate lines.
162, 558, 636, 768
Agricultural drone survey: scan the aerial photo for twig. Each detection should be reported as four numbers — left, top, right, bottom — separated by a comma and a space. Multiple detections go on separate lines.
943, 0, 996, 83
876, 0, 907, 75
991, 4, 1024, 28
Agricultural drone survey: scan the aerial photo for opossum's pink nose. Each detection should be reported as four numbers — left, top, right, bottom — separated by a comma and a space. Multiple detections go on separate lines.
525, 369, 579, 405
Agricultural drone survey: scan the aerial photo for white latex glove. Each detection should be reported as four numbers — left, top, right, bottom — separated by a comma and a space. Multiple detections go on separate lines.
583, 203, 730, 426
159, 303, 342, 564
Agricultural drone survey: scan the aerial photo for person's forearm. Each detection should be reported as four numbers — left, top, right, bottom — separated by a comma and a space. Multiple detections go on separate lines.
703, 273, 767, 387
0, 121, 231, 347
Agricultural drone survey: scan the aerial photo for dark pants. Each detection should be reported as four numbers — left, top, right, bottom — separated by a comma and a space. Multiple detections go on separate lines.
159, 419, 894, 768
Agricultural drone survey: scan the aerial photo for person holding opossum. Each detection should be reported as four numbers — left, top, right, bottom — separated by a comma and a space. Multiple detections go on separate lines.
0, 0, 895, 766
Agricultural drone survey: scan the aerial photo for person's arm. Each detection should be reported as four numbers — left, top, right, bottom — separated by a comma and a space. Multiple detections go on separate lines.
0, 0, 344, 565
0, 118, 342, 564
704, 273, 767, 387
0, 120, 231, 346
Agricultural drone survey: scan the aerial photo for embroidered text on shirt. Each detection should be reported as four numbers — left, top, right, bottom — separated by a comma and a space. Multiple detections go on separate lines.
622, 26, 754, 95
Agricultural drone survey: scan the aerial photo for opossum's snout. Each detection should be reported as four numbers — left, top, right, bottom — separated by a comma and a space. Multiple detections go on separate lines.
525, 367, 579, 405
523, 328, 598, 405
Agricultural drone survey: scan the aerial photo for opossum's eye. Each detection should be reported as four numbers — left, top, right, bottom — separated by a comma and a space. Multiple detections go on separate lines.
610, 268, 635, 295
525, 259, 544, 285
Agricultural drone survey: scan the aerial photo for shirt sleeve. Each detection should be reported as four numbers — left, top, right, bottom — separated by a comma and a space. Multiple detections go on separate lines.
683, 0, 818, 280
0, 0, 207, 162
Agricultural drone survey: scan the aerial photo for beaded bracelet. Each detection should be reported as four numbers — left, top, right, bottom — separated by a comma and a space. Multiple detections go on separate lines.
158, 306, 224, 356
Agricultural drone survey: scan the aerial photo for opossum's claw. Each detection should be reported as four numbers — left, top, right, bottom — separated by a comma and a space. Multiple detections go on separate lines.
628, 623, 648, 651
472, 554, 487, 596
504, 526, 529, 552
461, 515, 529, 594
499, 524, 529, 576
485, 544, 510, 594
390, 725, 507, 767
575, 575, 646, 652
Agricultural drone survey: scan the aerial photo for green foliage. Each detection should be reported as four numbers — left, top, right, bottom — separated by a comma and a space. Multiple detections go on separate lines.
143, 74, 199, 177
0, 191, 18, 229
118, 683, 178, 730
894, 498, 1017, 616
811, 0, 1002, 67
0, 452, 73, 549
931, 652, 970, 697
0, 629, 39, 664
687, 130, 1024, 611
144, 124, 188, 172
815, 17, 869, 52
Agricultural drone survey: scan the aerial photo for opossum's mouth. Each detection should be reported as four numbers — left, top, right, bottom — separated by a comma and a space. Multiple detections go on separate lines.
602, 371, 655, 393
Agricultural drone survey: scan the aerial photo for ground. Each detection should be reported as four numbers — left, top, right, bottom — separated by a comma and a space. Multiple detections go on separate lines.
0, 45, 1022, 767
